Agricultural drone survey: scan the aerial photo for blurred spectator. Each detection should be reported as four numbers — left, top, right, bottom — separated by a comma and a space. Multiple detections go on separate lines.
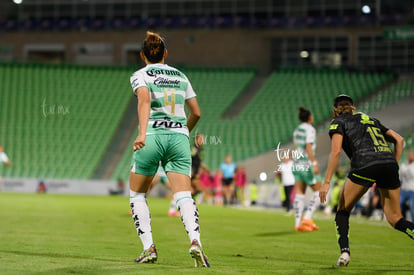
213, 169, 223, 206
400, 151, 414, 221
191, 133, 209, 196
249, 180, 258, 206
332, 166, 346, 187
0, 144, 12, 191
328, 181, 342, 214
234, 165, 247, 205
37, 180, 47, 193
0, 145, 12, 167
324, 166, 346, 215
278, 157, 295, 212
219, 154, 236, 205
361, 184, 383, 219
198, 166, 214, 204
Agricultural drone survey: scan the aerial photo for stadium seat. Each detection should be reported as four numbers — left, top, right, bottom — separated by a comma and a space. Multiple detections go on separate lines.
0, 63, 132, 179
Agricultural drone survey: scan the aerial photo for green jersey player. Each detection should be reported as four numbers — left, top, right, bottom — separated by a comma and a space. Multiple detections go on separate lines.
292, 107, 321, 232
128, 31, 209, 267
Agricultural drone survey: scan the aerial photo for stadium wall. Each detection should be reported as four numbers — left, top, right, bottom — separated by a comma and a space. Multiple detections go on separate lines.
0, 178, 123, 196
3, 27, 382, 73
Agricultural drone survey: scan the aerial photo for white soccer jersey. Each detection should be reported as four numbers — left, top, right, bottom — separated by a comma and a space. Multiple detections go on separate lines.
130, 63, 196, 137
292, 122, 316, 163
280, 160, 295, 186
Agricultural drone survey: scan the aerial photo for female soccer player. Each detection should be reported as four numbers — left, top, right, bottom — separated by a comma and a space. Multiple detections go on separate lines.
292, 107, 321, 231
320, 94, 414, 267
129, 31, 209, 267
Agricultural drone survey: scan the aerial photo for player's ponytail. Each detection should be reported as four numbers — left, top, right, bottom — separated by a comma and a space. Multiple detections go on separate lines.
142, 31, 165, 63
298, 106, 312, 122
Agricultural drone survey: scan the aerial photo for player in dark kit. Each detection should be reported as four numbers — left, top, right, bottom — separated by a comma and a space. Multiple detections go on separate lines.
320, 94, 414, 267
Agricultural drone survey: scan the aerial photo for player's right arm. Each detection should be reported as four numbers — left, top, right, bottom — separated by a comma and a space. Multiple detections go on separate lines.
320, 133, 343, 203
186, 97, 201, 133
384, 129, 404, 162
133, 86, 151, 151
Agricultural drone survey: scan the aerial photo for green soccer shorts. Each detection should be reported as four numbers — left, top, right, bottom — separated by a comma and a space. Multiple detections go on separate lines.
131, 133, 191, 177
292, 162, 317, 186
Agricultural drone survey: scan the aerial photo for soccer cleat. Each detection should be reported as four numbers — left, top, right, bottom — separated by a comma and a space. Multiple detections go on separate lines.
134, 244, 158, 263
335, 252, 350, 267
168, 209, 180, 217
302, 218, 319, 230
295, 224, 313, 232
189, 240, 210, 267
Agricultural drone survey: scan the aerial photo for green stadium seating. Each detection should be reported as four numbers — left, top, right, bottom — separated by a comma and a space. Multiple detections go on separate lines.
1, 63, 399, 181
358, 80, 414, 114
112, 68, 394, 180
199, 68, 394, 170
0, 63, 133, 179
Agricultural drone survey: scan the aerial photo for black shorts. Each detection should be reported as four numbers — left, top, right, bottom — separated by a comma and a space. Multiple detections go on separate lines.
222, 177, 234, 186
191, 165, 200, 180
348, 162, 400, 189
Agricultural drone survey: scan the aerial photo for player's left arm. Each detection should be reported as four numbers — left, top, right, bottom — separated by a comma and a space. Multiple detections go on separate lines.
384, 129, 404, 162
306, 127, 319, 173
186, 97, 201, 133
305, 143, 319, 174
320, 133, 343, 203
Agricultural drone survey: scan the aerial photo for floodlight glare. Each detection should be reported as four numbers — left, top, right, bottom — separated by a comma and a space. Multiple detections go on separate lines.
300, 50, 309, 58
362, 5, 371, 14
259, 172, 267, 182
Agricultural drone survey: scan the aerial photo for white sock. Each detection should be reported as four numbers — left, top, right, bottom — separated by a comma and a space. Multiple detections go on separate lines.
174, 191, 201, 246
294, 194, 305, 227
130, 190, 153, 250
304, 191, 320, 220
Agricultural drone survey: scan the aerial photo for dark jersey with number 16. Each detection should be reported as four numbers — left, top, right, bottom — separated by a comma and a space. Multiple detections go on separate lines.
329, 112, 397, 170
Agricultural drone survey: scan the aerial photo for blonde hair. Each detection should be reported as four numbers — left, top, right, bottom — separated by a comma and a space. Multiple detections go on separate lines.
334, 102, 355, 117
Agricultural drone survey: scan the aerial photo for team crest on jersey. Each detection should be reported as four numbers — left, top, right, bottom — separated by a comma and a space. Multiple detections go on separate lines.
360, 114, 374, 125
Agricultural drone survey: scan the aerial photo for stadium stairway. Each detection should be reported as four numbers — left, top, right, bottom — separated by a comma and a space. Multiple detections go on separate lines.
221, 75, 268, 119
92, 95, 136, 179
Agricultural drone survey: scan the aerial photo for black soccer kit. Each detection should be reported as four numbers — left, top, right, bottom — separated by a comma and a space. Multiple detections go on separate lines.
329, 112, 400, 189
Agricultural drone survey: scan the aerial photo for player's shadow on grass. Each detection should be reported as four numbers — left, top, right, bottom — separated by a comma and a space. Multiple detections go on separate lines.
253, 231, 296, 237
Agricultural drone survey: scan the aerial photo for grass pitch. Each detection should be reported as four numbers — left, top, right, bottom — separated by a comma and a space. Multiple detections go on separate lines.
0, 193, 413, 274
